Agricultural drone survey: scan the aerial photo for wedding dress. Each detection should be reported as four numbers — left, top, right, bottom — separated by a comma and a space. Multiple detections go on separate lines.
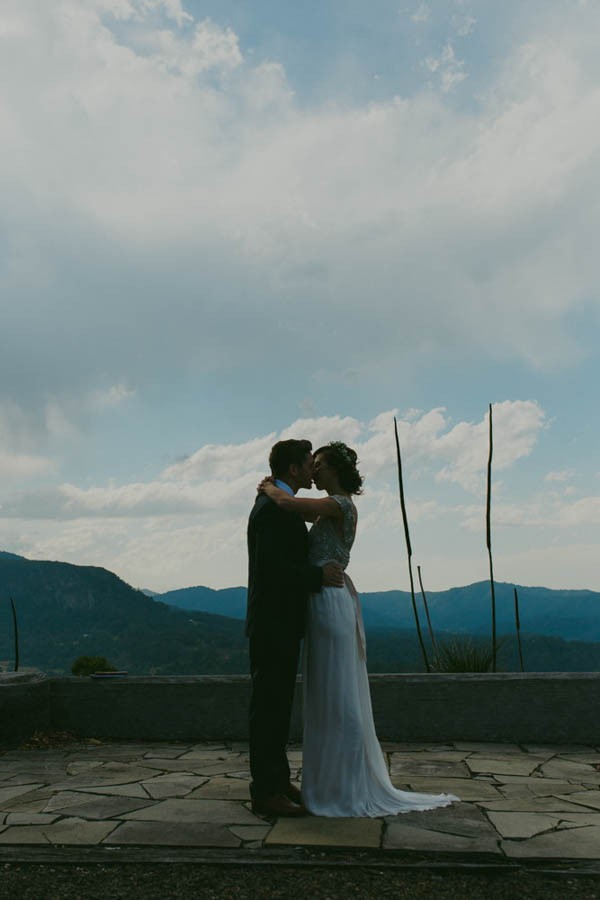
301, 495, 458, 817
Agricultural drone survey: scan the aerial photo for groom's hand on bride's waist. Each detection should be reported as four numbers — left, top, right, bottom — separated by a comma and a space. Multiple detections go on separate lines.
322, 562, 344, 587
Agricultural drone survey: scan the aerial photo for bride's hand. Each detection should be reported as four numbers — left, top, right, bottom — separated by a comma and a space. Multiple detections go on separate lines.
257, 475, 275, 494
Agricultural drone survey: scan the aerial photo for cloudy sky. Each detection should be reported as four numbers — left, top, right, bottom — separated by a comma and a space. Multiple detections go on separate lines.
1, 0, 599, 594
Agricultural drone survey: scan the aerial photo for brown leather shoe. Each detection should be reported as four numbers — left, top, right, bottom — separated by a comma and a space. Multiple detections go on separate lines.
285, 783, 302, 805
252, 793, 306, 818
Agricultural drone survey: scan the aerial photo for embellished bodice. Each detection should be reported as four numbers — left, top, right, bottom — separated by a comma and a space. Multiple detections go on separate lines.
308, 495, 356, 569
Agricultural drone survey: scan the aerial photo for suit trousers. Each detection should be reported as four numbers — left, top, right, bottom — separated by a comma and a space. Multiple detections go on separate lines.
248, 633, 301, 801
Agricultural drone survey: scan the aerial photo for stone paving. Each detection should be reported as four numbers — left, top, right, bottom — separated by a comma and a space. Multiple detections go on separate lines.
2, 740, 600, 860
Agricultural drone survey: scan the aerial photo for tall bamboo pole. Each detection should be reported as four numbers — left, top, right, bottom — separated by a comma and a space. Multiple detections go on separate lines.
10, 597, 19, 673
514, 587, 524, 673
417, 565, 438, 658
486, 403, 497, 672
394, 417, 430, 672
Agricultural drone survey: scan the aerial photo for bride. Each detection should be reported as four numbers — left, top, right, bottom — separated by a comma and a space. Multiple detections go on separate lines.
260, 441, 458, 817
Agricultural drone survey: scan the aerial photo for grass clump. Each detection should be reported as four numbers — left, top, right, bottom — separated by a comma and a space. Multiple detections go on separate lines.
432, 637, 500, 673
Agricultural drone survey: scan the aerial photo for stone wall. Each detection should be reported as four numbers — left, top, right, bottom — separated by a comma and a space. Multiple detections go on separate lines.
2, 672, 600, 744
0, 673, 50, 741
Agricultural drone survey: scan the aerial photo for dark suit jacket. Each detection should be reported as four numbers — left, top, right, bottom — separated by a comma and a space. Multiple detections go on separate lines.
246, 493, 323, 643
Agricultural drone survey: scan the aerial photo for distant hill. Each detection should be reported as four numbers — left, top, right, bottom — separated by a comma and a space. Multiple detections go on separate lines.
159, 585, 247, 619
0, 555, 246, 675
156, 581, 600, 643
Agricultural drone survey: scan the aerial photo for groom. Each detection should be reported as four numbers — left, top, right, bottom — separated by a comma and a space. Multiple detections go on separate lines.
246, 438, 343, 817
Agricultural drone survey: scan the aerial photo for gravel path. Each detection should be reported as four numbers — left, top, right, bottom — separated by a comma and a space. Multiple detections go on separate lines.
1, 864, 599, 899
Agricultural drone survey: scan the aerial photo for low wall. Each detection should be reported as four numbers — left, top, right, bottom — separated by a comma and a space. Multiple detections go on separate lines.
2, 673, 600, 744
0, 673, 50, 741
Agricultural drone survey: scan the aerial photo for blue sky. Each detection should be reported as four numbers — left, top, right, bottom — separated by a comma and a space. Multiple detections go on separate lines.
1, 0, 599, 593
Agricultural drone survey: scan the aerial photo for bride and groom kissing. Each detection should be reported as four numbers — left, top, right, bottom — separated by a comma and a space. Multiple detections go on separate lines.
246, 437, 458, 818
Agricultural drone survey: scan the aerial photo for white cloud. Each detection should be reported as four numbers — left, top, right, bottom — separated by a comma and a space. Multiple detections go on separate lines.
0, 453, 54, 480
557, 496, 600, 527
162, 435, 276, 482
411, 3, 430, 24
2, 399, 598, 592
424, 43, 467, 92
102, 0, 192, 26
90, 384, 137, 410
452, 15, 476, 37
1, 0, 600, 422
0, 402, 545, 517
545, 469, 575, 482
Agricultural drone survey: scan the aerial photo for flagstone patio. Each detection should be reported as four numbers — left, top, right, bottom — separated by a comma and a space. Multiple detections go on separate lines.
2, 739, 600, 862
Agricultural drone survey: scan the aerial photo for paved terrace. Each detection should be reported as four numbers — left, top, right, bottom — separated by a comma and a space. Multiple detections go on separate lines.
2, 739, 600, 863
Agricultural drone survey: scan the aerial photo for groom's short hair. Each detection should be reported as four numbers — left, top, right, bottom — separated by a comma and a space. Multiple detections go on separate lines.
269, 439, 312, 478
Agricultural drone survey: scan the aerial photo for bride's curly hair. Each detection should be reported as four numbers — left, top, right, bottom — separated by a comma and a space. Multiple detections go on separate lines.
314, 441, 364, 495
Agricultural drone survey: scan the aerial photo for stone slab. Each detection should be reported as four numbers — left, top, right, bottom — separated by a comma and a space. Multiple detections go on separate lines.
143, 748, 191, 759
541, 760, 600, 784
266, 817, 382, 848
405, 778, 500, 801
49, 795, 156, 820
44, 817, 119, 845
182, 762, 251, 777
177, 750, 241, 761
557, 791, 600, 811
138, 759, 242, 775
51, 763, 158, 790
140, 774, 207, 799
66, 761, 104, 775
0, 773, 55, 786
466, 757, 541, 777
389, 751, 471, 763
453, 743, 523, 753
121, 799, 263, 825
560, 754, 600, 764
502, 825, 600, 859
229, 825, 272, 841
45, 791, 111, 812
381, 744, 454, 752
480, 796, 593, 813
523, 745, 592, 755
384, 822, 500, 854
494, 777, 583, 795
188, 778, 251, 800
189, 743, 230, 750
390, 760, 470, 778
487, 811, 564, 838
0, 784, 44, 805
5, 813, 60, 826
72, 783, 151, 799
104, 821, 241, 847
558, 814, 600, 829
0, 826, 49, 844
388, 803, 495, 839
0, 787, 52, 812
0, 817, 117, 845
0, 799, 48, 816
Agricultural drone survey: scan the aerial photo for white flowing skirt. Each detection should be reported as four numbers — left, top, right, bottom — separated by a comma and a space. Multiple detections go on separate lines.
301, 582, 458, 817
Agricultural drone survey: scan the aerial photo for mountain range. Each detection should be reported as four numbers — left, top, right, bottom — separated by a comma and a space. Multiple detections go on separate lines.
157, 581, 600, 643
2, 550, 600, 675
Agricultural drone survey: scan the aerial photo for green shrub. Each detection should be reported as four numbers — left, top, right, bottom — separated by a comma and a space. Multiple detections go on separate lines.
71, 655, 116, 677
